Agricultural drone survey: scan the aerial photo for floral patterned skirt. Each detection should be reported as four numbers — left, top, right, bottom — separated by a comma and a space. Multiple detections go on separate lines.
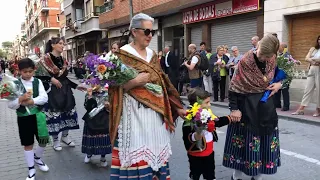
222, 123, 281, 176
44, 103, 79, 135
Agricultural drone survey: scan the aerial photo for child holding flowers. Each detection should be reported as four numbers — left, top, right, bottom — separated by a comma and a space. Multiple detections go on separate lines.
6, 58, 50, 180
81, 83, 112, 167
183, 88, 237, 180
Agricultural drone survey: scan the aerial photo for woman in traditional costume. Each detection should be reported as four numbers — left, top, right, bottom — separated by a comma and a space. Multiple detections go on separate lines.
36, 37, 86, 151
108, 13, 185, 180
223, 34, 282, 180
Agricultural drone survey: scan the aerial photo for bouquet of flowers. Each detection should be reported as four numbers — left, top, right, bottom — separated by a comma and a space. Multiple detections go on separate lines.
261, 55, 300, 102
185, 101, 217, 150
0, 74, 31, 114
84, 53, 163, 96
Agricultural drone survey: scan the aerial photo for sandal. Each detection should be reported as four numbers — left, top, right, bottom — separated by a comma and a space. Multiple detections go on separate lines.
292, 110, 304, 115
313, 113, 320, 117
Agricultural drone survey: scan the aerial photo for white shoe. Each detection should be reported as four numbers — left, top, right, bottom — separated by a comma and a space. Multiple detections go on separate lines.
84, 155, 91, 163
61, 136, 75, 147
26, 167, 36, 180
26, 174, 35, 180
34, 159, 49, 172
100, 158, 108, 167
53, 139, 62, 151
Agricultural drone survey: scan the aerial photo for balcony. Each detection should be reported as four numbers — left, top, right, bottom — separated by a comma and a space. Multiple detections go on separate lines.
40, 0, 49, 12
99, 1, 114, 13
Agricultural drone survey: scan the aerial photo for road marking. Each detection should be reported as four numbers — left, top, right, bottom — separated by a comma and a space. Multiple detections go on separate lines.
280, 149, 320, 166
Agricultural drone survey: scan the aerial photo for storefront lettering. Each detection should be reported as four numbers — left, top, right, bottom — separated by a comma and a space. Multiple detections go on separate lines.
199, 5, 215, 20
182, 0, 259, 24
216, 7, 232, 17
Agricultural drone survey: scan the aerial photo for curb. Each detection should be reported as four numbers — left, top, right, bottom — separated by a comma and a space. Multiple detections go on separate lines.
180, 96, 320, 127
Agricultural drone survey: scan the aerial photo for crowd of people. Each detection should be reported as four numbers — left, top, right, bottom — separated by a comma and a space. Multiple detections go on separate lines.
1, 11, 320, 180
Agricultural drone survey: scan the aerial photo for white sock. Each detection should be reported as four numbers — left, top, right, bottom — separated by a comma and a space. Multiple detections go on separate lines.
34, 146, 45, 163
24, 150, 36, 177
233, 170, 243, 179
52, 135, 59, 141
253, 174, 263, 180
62, 130, 69, 137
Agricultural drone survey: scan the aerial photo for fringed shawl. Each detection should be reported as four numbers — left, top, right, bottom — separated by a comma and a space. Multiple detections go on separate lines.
108, 49, 183, 145
39, 53, 68, 77
229, 50, 276, 94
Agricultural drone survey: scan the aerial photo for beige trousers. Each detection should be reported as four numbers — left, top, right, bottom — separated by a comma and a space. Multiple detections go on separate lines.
301, 66, 320, 108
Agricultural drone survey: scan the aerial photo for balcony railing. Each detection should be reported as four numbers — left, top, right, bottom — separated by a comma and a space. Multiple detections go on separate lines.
99, 1, 114, 13
41, 0, 49, 12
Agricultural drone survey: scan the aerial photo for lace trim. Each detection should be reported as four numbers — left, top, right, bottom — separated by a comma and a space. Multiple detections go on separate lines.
118, 94, 172, 171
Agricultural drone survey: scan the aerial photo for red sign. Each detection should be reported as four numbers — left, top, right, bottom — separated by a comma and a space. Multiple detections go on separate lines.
182, 0, 259, 24
232, 0, 259, 14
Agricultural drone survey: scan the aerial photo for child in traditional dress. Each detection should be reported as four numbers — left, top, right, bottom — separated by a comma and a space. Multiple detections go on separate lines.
8, 58, 50, 180
82, 84, 112, 167
183, 88, 234, 180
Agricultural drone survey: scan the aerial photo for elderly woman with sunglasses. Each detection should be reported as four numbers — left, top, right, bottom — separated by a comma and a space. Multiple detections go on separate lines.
108, 13, 185, 180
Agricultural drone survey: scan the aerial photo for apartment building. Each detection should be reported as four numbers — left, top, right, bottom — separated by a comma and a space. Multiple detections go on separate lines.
25, 0, 60, 55
63, 0, 106, 61
99, 0, 264, 59
12, 23, 28, 58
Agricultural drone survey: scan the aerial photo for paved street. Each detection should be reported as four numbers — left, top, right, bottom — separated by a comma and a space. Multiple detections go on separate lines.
1, 89, 320, 180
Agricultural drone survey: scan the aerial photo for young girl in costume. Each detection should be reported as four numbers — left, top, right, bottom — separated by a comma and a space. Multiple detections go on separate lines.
82, 84, 112, 166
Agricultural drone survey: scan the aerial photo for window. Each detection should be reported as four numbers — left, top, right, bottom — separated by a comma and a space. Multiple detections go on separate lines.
66, 14, 72, 29
56, 14, 60, 22
86, 0, 93, 19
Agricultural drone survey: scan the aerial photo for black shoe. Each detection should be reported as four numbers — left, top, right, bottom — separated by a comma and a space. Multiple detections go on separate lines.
220, 99, 224, 102
251, 178, 255, 180
231, 175, 242, 180
281, 107, 289, 111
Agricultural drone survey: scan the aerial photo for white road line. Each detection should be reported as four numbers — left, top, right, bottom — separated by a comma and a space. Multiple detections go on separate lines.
280, 149, 320, 166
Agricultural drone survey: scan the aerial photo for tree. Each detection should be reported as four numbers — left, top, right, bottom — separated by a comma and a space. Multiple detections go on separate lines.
0, 49, 5, 58
2, 41, 13, 49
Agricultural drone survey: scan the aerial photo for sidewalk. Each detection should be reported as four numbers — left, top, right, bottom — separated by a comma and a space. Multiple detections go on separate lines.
180, 96, 320, 126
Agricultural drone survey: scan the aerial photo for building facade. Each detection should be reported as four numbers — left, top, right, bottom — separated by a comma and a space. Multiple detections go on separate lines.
264, 0, 320, 71
183, 0, 263, 55
99, 0, 264, 60
12, 23, 28, 58
25, 0, 60, 56
63, 0, 106, 62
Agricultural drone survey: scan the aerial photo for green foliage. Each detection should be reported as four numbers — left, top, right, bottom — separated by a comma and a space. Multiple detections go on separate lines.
2, 41, 13, 49
277, 55, 297, 88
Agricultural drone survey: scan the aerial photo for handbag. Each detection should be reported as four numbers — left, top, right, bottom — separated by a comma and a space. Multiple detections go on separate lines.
242, 93, 278, 136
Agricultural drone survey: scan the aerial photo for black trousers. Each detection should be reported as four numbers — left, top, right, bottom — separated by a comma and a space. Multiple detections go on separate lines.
213, 76, 226, 101
188, 152, 215, 180
274, 87, 290, 109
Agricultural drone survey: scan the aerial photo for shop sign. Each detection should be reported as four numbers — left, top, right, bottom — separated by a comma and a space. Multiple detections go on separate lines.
182, 0, 259, 24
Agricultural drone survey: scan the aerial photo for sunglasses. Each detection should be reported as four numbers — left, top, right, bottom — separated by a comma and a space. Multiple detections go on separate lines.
135, 28, 156, 36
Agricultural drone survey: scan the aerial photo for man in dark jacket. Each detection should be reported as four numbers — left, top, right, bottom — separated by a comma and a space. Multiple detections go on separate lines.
164, 46, 179, 90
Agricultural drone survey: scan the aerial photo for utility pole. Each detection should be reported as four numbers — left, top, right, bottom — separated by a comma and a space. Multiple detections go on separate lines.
129, 0, 133, 20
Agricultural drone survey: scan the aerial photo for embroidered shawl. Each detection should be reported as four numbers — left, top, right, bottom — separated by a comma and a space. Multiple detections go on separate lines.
39, 53, 68, 77
108, 49, 183, 145
229, 50, 276, 94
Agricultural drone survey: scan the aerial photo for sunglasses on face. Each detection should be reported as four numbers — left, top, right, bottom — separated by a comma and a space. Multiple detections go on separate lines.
135, 28, 156, 36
